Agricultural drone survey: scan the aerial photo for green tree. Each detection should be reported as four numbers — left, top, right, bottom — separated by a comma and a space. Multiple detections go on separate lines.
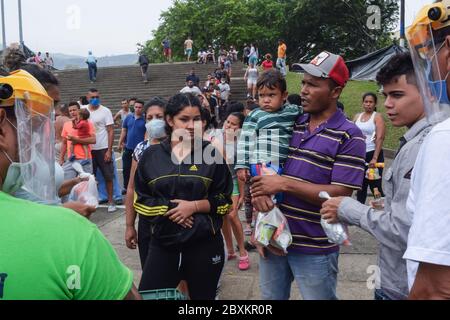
141, 0, 399, 63
284, 0, 399, 62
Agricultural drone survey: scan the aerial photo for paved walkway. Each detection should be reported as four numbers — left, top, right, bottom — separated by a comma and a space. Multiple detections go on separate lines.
94, 208, 378, 300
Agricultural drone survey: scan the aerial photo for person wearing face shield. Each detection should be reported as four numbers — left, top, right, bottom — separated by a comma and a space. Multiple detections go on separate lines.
0, 70, 141, 300
402, 0, 450, 299
1, 49, 97, 217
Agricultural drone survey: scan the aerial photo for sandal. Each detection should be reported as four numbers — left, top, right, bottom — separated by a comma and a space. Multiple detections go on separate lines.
238, 254, 250, 271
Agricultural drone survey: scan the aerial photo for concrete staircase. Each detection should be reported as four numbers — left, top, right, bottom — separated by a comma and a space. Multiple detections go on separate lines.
56, 62, 248, 143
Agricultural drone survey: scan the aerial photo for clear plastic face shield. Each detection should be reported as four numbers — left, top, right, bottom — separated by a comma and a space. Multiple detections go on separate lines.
407, 2, 450, 124
14, 97, 57, 203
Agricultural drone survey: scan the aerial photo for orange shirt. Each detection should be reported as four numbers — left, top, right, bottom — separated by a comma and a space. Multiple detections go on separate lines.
278, 44, 287, 59
61, 120, 95, 159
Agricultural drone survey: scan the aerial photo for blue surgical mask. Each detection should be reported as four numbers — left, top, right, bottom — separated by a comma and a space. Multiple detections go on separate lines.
146, 119, 167, 140
90, 98, 100, 107
428, 71, 450, 105
425, 42, 450, 105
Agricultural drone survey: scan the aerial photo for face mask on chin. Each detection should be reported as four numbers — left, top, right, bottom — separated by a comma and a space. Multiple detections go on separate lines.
13, 162, 63, 205
1, 150, 26, 194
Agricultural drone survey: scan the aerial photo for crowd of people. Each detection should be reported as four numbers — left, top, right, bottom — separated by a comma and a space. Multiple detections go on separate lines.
1, 1, 450, 301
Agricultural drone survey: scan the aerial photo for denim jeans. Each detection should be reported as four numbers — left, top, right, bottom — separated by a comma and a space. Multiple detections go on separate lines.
88, 64, 97, 81
259, 250, 339, 300
276, 58, 287, 77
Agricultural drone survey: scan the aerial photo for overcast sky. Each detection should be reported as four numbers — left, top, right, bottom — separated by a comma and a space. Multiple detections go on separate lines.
1, 0, 433, 57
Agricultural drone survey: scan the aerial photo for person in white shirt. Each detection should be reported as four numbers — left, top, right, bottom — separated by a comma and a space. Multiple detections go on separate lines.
403, 0, 450, 299
82, 89, 117, 213
180, 80, 202, 95
218, 78, 231, 103
44, 52, 54, 70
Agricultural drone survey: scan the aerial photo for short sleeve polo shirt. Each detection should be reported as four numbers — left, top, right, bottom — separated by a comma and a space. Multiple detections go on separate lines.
281, 110, 366, 255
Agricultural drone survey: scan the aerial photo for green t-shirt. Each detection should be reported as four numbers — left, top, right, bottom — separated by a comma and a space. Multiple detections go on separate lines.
0, 192, 133, 300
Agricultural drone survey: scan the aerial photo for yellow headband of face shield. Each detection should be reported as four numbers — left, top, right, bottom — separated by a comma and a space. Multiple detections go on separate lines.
407, 1, 450, 62
0, 70, 53, 115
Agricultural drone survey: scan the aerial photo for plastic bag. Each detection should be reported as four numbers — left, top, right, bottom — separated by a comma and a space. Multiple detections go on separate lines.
255, 207, 292, 253
69, 175, 99, 208
319, 191, 351, 246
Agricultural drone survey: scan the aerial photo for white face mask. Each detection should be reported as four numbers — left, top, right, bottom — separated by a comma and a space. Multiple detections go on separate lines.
146, 119, 167, 140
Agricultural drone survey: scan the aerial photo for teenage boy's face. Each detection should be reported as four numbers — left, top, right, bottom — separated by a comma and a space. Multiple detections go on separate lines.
383, 75, 426, 128
258, 86, 288, 113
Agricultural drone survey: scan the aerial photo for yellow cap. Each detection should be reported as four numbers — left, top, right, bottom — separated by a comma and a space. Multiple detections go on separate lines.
0, 69, 53, 115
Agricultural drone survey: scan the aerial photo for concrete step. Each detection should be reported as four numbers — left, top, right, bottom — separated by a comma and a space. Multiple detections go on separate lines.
57, 62, 249, 142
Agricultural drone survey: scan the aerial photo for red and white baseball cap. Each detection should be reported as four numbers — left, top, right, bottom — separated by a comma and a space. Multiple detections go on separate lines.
299, 51, 350, 87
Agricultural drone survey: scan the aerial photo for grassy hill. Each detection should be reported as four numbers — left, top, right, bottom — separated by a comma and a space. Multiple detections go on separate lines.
286, 72, 405, 150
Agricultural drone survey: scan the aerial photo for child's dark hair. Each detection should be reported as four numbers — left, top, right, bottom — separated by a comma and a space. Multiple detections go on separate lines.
226, 101, 244, 114
376, 53, 417, 87
227, 112, 245, 129
256, 69, 287, 93
287, 94, 301, 106
200, 107, 212, 129
78, 108, 90, 121
165, 93, 202, 134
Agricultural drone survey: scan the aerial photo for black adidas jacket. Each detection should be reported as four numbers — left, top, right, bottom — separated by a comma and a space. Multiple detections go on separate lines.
134, 139, 233, 246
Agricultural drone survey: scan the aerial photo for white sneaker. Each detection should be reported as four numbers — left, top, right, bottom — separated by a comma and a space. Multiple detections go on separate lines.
107, 204, 117, 213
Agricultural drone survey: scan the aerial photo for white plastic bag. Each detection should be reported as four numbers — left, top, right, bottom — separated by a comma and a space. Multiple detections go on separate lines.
69, 175, 99, 208
319, 191, 351, 246
255, 207, 292, 253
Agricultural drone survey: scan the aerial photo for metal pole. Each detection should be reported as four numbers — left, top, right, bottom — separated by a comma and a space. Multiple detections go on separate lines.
400, 0, 406, 47
18, 0, 24, 49
1, 0, 6, 49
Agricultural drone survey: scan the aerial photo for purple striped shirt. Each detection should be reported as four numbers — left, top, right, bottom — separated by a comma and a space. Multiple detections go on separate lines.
281, 111, 366, 255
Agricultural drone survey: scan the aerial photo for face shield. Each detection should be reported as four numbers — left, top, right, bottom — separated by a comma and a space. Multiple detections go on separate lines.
0, 70, 57, 203
14, 98, 57, 203
407, 1, 450, 124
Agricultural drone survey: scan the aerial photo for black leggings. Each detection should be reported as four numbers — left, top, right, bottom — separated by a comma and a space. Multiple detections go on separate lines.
138, 234, 225, 300
357, 150, 385, 204
137, 217, 153, 270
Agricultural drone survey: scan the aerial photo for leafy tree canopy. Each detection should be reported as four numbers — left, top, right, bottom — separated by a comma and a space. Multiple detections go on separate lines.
140, 0, 399, 63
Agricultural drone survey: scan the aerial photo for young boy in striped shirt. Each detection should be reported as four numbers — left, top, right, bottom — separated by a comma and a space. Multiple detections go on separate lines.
235, 69, 302, 187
